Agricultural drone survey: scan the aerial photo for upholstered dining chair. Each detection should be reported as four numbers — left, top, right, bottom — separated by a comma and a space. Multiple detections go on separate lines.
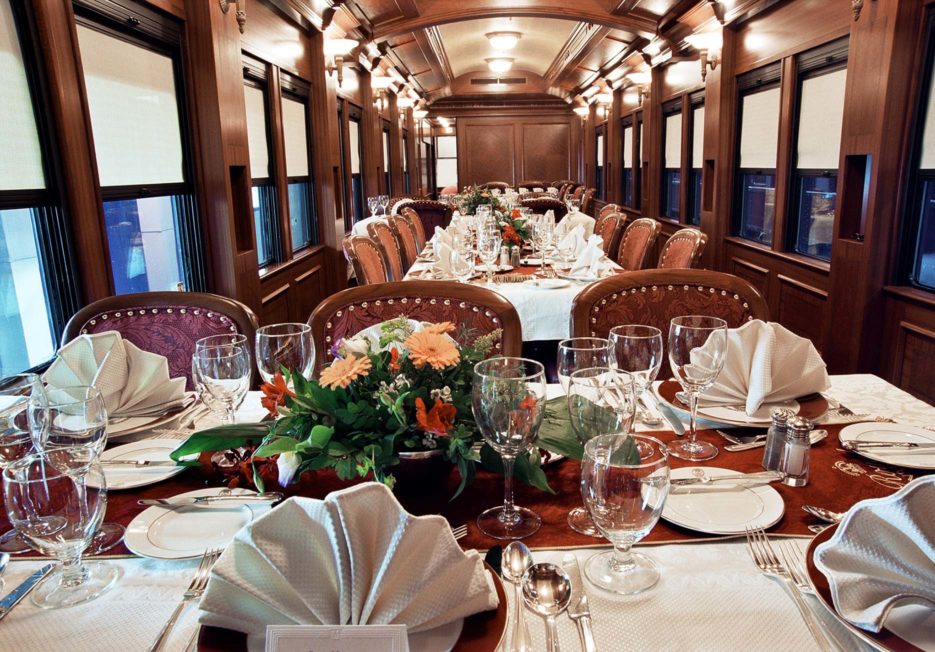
480, 181, 511, 192
517, 179, 546, 189
520, 197, 568, 220
367, 221, 405, 282
570, 269, 769, 378
344, 235, 394, 285
616, 218, 662, 271
308, 281, 523, 374
389, 214, 420, 269
399, 206, 427, 249
598, 204, 620, 219
553, 179, 576, 189
400, 199, 452, 232
387, 195, 427, 214
593, 212, 627, 257
657, 227, 708, 268
62, 291, 260, 390
581, 188, 597, 215
570, 186, 585, 201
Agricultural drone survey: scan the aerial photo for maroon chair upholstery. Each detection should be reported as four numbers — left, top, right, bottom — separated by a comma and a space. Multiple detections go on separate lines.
570, 186, 585, 200
658, 228, 708, 269
480, 181, 511, 191
344, 235, 393, 284
62, 292, 260, 390
553, 179, 576, 189
400, 200, 452, 232
616, 217, 662, 271
389, 214, 420, 269
517, 180, 546, 189
308, 281, 523, 374
388, 195, 428, 214
571, 269, 769, 378
367, 221, 405, 282
598, 204, 620, 219
399, 206, 427, 250
593, 212, 626, 257
520, 197, 568, 220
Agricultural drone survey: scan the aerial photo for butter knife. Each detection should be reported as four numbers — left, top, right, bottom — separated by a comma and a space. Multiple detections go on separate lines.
138, 492, 283, 507
561, 553, 596, 652
842, 440, 935, 450
0, 564, 54, 621
670, 471, 781, 486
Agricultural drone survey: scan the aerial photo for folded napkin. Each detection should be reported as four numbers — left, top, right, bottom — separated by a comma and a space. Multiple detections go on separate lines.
433, 242, 454, 275
695, 320, 830, 416
569, 234, 607, 278
556, 212, 596, 239
43, 331, 186, 418
433, 226, 454, 248
814, 476, 935, 633
199, 484, 499, 651
555, 225, 586, 257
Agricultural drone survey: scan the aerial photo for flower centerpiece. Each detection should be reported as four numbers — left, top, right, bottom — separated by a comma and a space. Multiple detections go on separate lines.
499, 208, 533, 248
455, 184, 503, 216
170, 319, 556, 498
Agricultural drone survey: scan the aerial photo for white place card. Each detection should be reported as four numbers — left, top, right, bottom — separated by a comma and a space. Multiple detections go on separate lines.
265, 625, 410, 652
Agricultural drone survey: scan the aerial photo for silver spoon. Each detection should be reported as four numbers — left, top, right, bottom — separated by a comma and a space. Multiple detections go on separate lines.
802, 505, 845, 524
0, 552, 8, 590
502, 542, 534, 652
522, 563, 573, 652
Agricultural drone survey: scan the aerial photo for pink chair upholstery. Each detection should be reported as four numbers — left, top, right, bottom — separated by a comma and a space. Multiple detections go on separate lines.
367, 221, 405, 282
593, 212, 627, 257
344, 235, 393, 284
658, 228, 708, 269
616, 218, 662, 271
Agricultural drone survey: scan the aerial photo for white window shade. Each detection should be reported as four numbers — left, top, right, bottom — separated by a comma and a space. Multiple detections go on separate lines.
665, 114, 682, 168
922, 70, 935, 169
596, 134, 604, 166
437, 158, 457, 187
281, 96, 308, 178
639, 122, 645, 161
0, 0, 45, 191
437, 135, 457, 158
739, 87, 781, 169
383, 131, 390, 170
243, 85, 270, 180
797, 69, 847, 170
623, 127, 633, 167
348, 119, 361, 174
77, 25, 184, 187
692, 106, 705, 168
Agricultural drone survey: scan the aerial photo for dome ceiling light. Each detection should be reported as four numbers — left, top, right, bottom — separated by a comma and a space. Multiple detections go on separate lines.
486, 31, 522, 51
486, 57, 514, 74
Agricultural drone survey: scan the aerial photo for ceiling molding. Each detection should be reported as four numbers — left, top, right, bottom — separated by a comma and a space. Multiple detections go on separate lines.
545, 22, 612, 84
422, 26, 454, 83
394, 0, 420, 19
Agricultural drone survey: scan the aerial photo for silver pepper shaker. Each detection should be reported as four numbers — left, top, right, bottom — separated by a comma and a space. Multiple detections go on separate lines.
762, 407, 794, 472
780, 416, 812, 487
499, 245, 510, 267
510, 245, 521, 267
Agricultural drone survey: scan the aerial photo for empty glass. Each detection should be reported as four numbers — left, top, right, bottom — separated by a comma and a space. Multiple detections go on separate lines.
667, 316, 729, 461
3, 455, 117, 607
255, 323, 314, 384
477, 227, 501, 283
532, 214, 555, 276
194, 334, 249, 420
193, 343, 251, 424
557, 338, 612, 394
609, 325, 664, 425
581, 433, 669, 594
566, 197, 581, 214
367, 196, 379, 217
473, 357, 547, 540
379, 195, 389, 215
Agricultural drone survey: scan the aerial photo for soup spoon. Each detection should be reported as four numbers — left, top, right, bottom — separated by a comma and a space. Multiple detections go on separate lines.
502, 542, 533, 652
522, 562, 572, 652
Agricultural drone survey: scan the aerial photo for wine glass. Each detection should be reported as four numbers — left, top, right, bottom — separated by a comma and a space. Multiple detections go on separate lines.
477, 227, 501, 284
566, 367, 636, 536
581, 433, 669, 594
367, 197, 379, 218
556, 338, 611, 394
473, 357, 547, 540
194, 334, 249, 420
193, 343, 251, 425
3, 454, 118, 607
379, 195, 389, 215
0, 374, 47, 553
255, 323, 314, 384
566, 197, 581, 216
667, 316, 729, 461
609, 325, 664, 425
533, 215, 554, 277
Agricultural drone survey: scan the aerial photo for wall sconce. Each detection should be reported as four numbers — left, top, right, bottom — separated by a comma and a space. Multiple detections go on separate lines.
413, 109, 428, 119
685, 32, 723, 82
372, 75, 393, 110
219, 0, 246, 34
324, 38, 358, 87
573, 106, 590, 123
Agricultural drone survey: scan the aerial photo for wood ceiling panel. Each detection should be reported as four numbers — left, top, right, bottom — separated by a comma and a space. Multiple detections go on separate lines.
578, 36, 630, 72
350, 0, 406, 23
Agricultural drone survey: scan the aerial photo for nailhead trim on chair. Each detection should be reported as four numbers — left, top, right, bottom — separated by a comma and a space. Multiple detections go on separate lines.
80, 307, 236, 335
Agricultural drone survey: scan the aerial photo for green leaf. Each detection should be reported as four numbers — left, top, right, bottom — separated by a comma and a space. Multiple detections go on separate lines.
537, 397, 584, 460
451, 455, 476, 500
253, 436, 301, 458
479, 445, 555, 494
306, 425, 333, 449
169, 424, 268, 461
252, 461, 266, 493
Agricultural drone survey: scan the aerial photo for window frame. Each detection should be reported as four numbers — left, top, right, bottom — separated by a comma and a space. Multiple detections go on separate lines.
594, 123, 607, 200
382, 120, 393, 196
402, 129, 411, 194
688, 92, 705, 226
435, 133, 457, 194
661, 98, 683, 221
620, 115, 634, 209
280, 72, 318, 253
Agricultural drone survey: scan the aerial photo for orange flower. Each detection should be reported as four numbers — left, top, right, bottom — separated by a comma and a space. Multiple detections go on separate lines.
502, 224, 521, 245
404, 331, 461, 369
415, 397, 457, 436
389, 347, 400, 372
421, 322, 456, 335
519, 394, 538, 411
511, 208, 522, 219
260, 372, 295, 417
319, 355, 372, 389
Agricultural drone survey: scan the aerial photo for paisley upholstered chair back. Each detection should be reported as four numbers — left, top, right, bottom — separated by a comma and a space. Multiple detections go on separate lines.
389, 215, 420, 269
598, 204, 620, 219
367, 221, 405, 282
617, 218, 662, 271
344, 235, 393, 285
658, 228, 708, 269
399, 206, 427, 250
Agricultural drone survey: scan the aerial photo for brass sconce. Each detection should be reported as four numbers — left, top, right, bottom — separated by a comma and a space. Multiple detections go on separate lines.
219, 0, 246, 34
685, 32, 723, 82
324, 39, 358, 87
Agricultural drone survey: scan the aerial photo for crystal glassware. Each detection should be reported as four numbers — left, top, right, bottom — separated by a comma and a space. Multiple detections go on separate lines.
379, 194, 389, 215
367, 196, 379, 218
193, 342, 251, 425
3, 454, 118, 607
477, 227, 501, 284
667, 316, 729, 461
566, 197, 581, 215
255, 323, 314, 384
557, 337, 612, 394
532, 215, 554, 277
194, 334, 250, 421
609, 325, 664, 424
473, 357, 547, 540
581, 433, 669, 594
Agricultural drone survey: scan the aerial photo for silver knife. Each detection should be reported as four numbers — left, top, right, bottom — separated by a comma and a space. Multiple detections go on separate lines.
671, 471, 782, 486
102, 460, 179, 467
842, 440, 935, 450
561, 553, 597, 652
0, 564, 54, 621
138, 492, 284, 507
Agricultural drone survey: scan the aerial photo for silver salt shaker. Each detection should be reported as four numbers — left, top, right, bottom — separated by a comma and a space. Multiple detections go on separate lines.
510, 245, 521, 267
762, 407, 794, 472
499, 245, 510, 267
780, 416, 812, 487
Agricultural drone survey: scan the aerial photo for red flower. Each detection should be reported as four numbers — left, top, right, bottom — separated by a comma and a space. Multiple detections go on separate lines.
260, 372, 295, 417
502, 224, 522, 245
415, 397, 458, 436
519, 394, 538, 411
389, 347, 400, 373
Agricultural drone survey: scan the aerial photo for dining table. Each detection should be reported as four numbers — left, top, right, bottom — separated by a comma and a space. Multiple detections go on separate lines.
1, 373, 932, 651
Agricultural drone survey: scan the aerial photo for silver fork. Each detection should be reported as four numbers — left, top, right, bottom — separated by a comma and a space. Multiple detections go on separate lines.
148, 547, 223, 652
745, 528, 835, 651
451, 524, 468, 540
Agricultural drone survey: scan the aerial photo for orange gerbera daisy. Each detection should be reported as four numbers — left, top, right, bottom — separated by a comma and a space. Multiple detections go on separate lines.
404, 331, 460, 369
319, 355, 372, 389
260, 372, 295, 417
421, 321, 456, 335
415, 397, 457, 436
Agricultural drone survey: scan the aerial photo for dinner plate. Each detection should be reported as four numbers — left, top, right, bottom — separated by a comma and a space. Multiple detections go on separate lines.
101, 438, 192, 490
656, 381, 828, 427
838, 423, 935, 470
475, 263, 513, 273
197, 564, 508, 652
523, 278, 571, 289
107, 393, 197, 439
806, 526, 934, 652
661, 466, 785, 535
125, 488, 273, 560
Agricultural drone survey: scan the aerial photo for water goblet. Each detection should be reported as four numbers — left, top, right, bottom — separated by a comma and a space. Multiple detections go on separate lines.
557, 337, 612, 394
379, 195, 389, 215
667, 316, 729, 461
532, 216, 554, 277
193, 343, 251, 425
473, 357, 547, 540
255, 323, 314, 384
566, 197, 581, 215
477, 228, 501, 284
609, 325, 664, 424
367, 197, 379, 218
194, 334, 250, 421
581, 433, 669, 594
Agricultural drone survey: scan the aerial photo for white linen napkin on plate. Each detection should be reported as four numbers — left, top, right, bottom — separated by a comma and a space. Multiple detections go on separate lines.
43, 331, 186, 418
555, 225, 586, 258
198, 483, 499, 652
433, 226, 453, 248
569, 234, 607, 278
814, 476, 935, 633
696, 320, 830, 415
433, 242, 454, 275
556, 212, 596, 239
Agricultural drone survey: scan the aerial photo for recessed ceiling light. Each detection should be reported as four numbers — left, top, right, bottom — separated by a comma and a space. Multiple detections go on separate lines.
486, 31, 522, 51
486, 57, 514, 74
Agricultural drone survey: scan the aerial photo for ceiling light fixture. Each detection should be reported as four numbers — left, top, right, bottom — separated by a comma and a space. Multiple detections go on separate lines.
324, 38, 358, 87
486, 57, 514, 74
573, 106, 590, 122
486, 31, 522, 51
685, 31, 723, 81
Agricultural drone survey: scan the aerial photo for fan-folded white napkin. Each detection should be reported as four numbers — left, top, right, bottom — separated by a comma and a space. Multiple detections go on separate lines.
198, 484, 499, 651
814, 476, 935, 633
556, 212, 595, 239
696, 320, 829, 415
433, 226, 454, 248
432, 242, 455, 275
555, 225, 586, 257
569, 234, 607, 278
43, 331, 186, 418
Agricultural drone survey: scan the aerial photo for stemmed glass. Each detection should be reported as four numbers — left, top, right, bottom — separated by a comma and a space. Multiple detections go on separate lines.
0, 374, 47, 553
193, 341, 251, 425
367, 197, 379, 218
609, 325, 664, 425
477, 227, 501, 284
581, 433, 669, 594
255, 323, 314, 384
557, 337, 611, 394
667, 316, 728, 461
473, 357, 547, 540
533, 214, 555, 277
379, 195, 389, 215
3, 454, 117, 607
566, 197, 581, 215
194, 334, 249, 421
566, 367, 636, 537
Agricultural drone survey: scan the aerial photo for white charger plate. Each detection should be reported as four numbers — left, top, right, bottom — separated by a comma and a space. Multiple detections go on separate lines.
126, 488, 273, 560
662, 466, 785, 535
838, 422, 935, 470
696, 399, 800, 425
101, 439, 192, 490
